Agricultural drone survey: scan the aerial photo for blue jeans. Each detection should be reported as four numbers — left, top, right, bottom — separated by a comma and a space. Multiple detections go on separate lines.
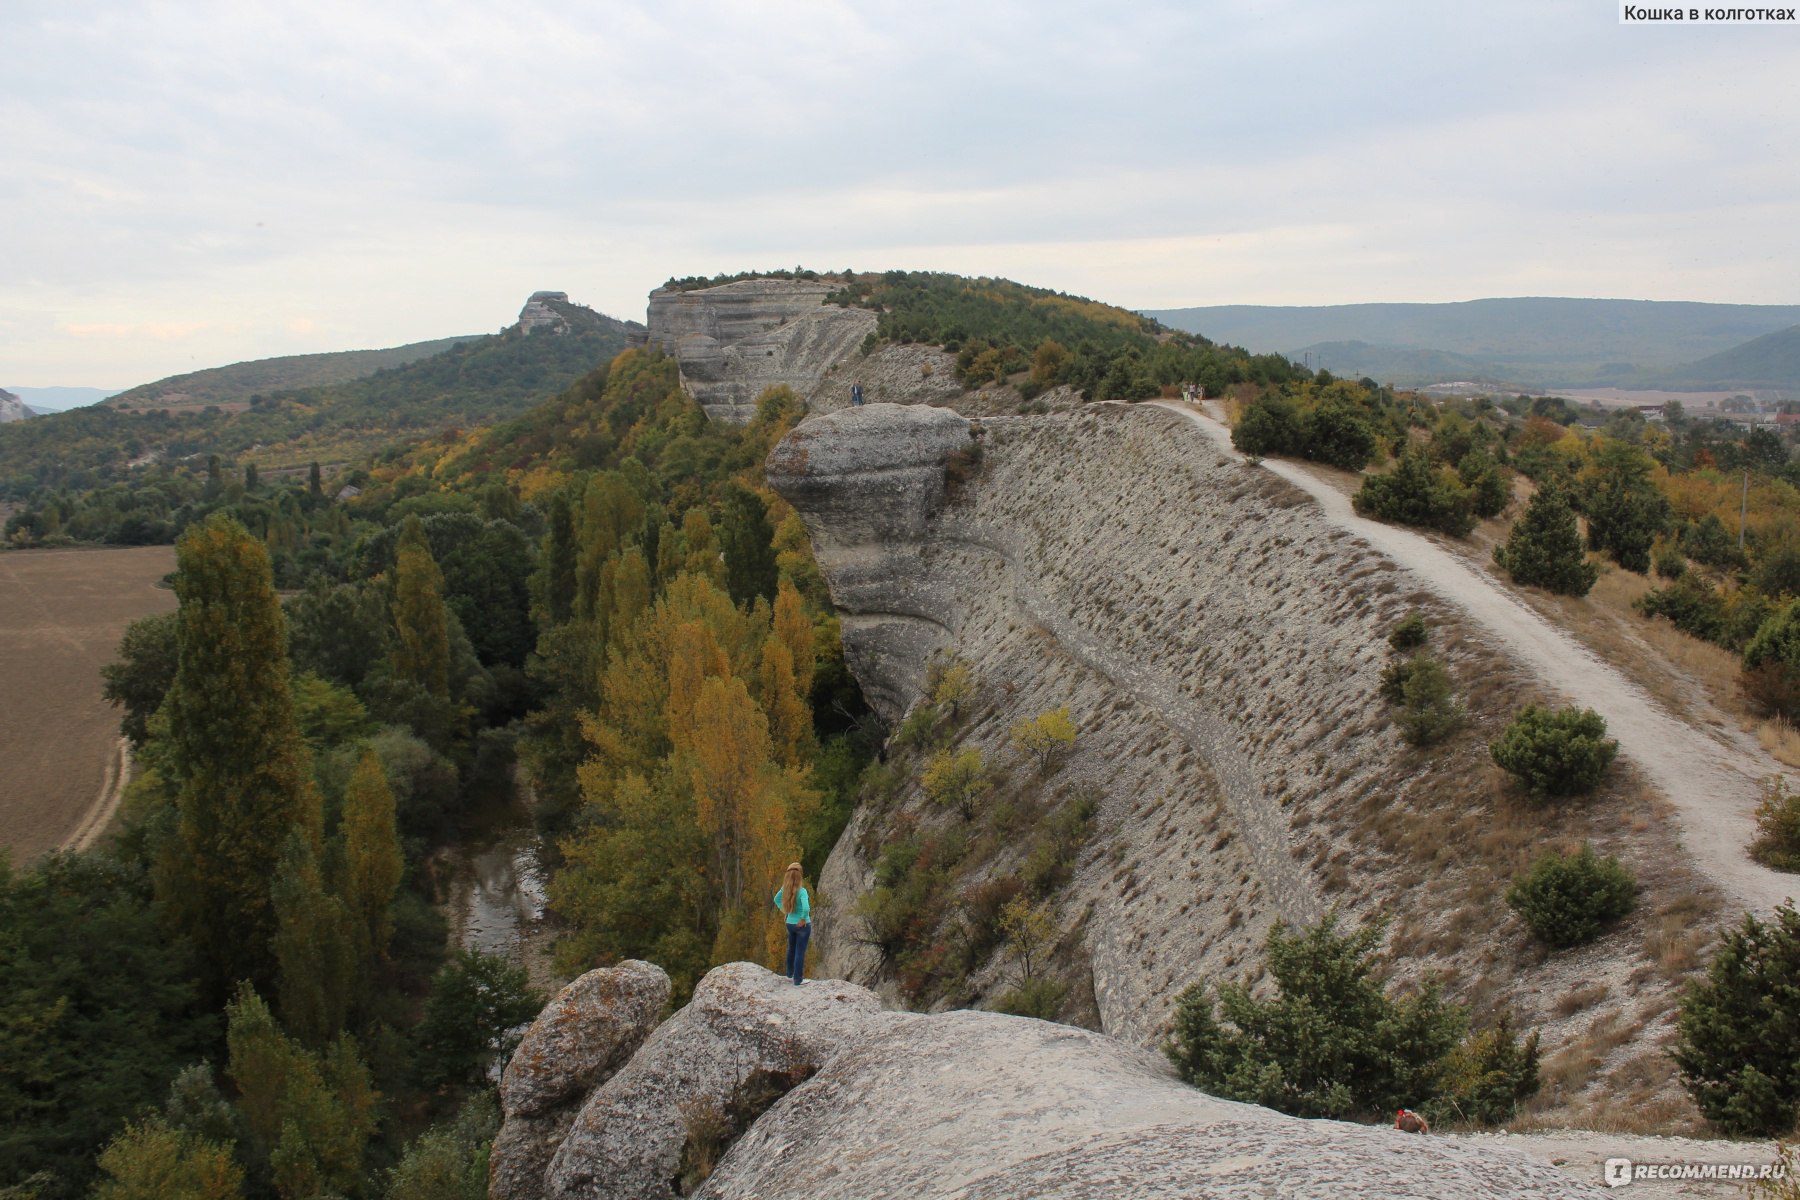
785, 922, 811, 984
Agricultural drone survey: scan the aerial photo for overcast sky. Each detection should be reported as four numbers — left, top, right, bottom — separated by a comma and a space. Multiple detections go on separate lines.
3, 0, 1797, 387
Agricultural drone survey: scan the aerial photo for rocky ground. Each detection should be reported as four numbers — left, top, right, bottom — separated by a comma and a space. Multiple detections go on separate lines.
497, 962, 1660, 1200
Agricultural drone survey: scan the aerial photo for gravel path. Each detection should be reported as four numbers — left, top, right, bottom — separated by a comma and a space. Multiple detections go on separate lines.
1155, 401, 1798, 918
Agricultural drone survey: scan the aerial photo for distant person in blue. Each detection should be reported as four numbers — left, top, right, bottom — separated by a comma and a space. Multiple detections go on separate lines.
851, 382, 865, 407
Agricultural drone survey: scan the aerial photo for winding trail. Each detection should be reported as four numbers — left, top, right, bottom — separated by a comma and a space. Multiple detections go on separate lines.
1153, 400, 1798, 917
60, 738, 131, 853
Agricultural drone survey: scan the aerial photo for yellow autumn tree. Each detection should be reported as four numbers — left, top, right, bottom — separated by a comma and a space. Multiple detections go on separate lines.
339, 749, 403, 969
759, 637, 813, 769
772, 578, 815, 699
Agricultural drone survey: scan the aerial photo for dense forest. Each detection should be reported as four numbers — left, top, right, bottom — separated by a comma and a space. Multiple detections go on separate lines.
1, 345, 871, 1200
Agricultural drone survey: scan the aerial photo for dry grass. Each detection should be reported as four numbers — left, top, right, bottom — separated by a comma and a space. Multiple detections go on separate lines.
1552, 982, 1611, 1018
1758, 718, 1800, 769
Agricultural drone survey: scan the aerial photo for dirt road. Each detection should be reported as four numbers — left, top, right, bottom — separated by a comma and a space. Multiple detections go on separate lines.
1156, 401, 1798, 917
0, 545, 175, 861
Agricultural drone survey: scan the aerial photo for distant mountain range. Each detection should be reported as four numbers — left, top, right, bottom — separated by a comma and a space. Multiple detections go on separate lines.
105, 337, 478, 411
1144, 298, 1800, 393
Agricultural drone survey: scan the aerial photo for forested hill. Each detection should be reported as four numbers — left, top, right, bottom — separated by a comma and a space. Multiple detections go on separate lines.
0, 294, 634, 495
107, 336, 473, 411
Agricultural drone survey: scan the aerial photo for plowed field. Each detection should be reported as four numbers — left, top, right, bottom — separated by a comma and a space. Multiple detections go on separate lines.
0, 546, 176, 861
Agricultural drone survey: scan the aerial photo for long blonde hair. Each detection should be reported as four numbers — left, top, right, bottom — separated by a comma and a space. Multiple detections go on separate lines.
780, 862, 804, 915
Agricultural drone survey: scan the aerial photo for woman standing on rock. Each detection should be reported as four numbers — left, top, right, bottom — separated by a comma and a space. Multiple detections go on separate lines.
775, 862, 811, 985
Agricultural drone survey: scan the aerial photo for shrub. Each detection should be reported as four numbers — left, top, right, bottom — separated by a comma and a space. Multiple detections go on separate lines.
1232, 394, 1303, 459
1752, 777, 1800, 872
1636, 573, 1728, 645
1164, 914, 1466, 1120
995, 977, 1068, 1020
1458, 450, 1513, 519
1489, 705, 1618, 799
1395, 655, 1465, 747
1654, 543, 1688, 580
1008, 706, 1078, 773
1744, 600, 1800, 719
1425, 1017, 1541, 1127
922, 747, 988, 820
1673, 903, 1800, 1136
1388, 612, 1429, 652
1505, 845, 1637, 948
1353, 448, 1476, 537
893, 702, 943, 749
1300, 396, 1379, 471
1494, 486, 1597, 597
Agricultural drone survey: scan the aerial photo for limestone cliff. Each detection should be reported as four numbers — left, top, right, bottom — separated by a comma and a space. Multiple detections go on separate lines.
0, 388, 30, 423
645, 279, 877, 423
766, 401, 1711, 1118
494, 961, 1602, 1200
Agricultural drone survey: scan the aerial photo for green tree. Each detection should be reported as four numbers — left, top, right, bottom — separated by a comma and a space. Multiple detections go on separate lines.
101, 611, 181, 746
1743, 600, 1800, 719
224, 985, 376, 1200
1494, 486, 1597, 597
1394, 655, 1465, 747
1489, 705, 1619, 799
390, 516, 450, 700
719, 485, 778, 608
414, 950, 542, 1089
1353, 447, 1476, 536
1752, 777, 1800, 872
161, 515, 319, 1001
540, 492, 578, 625
340, 750, 404, 970
1582, 439, 1670, 574
1506, 845, 1637, 948
1164, 914, 1466, 1120
1673, 903, 1800, 1136
90, 1118, 243, 1200
383, 1094, 497, 1200
270, 832, 355, 1048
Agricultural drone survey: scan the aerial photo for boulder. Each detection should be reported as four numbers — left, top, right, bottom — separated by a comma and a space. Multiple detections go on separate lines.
544, 962, 892, 1200
510, 962, 1603, 1199
490, 960, 671, 1200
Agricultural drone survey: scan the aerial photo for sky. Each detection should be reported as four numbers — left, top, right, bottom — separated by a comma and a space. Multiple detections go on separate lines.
3, 0, 1797, 388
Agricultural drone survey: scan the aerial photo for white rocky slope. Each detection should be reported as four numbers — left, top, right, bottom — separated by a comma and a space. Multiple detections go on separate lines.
768, 403, 1717, 1052
494, 960, 1606, 1200
0, 387, 31, 423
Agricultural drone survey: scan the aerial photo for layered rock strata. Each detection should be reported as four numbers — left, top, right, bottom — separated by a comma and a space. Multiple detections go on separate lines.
493, 960, 1601, 1200
766, 402, 1701, 1059
645, 280, 877, 423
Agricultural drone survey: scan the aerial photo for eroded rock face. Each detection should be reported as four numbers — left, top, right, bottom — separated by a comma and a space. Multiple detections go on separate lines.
645, 280, 878, 424
490, 960, 671, 1200
500, 962, 1601, 1200
0, 388, 28, 423
543, 962, 892, 1200
765, 404, 973, 719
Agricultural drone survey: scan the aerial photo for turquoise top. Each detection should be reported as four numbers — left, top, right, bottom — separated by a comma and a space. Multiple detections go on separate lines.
775, 886, 811, 925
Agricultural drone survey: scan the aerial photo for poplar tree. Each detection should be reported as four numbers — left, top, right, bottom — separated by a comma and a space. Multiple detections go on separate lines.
270, 832, 355, 1047
720, 486, 778, 607
772, 579, 815, 699
391, 515, 451, 699
340, 749, 403, 970
162, 515, 318, 1000
542, 492, 578, 624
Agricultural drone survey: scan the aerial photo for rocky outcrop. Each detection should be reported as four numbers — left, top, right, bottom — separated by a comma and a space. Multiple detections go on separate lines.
645, 280, 877, 424
765, 401, 1704, 1075
517, 291, 572, 334
767, 403, 973, 715
495, 961, 1601, 1199
491, 960, 670, 1200
0, 388, 29, 423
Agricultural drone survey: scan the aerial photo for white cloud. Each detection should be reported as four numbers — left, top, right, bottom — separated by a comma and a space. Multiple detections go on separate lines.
2, 0, 1797, 383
